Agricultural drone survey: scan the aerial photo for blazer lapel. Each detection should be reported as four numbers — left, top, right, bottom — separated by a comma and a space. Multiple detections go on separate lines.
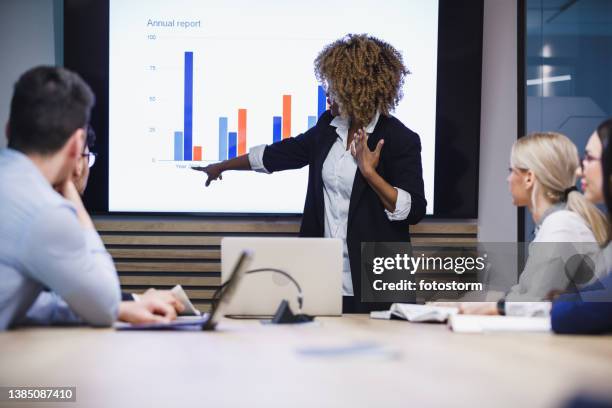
317, 125, 338, 168
315, 124, 340, 231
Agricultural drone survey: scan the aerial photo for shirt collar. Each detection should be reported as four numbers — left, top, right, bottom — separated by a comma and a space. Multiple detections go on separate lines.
364, 111, 381, 134
330, 111, 381, 143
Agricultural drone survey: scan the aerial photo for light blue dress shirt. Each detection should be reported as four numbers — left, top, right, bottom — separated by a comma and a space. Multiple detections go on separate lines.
0, 148, 121, 329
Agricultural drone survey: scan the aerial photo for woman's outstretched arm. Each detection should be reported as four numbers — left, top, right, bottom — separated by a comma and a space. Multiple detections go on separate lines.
192, 118, 321, 186
192, 154, 252, 187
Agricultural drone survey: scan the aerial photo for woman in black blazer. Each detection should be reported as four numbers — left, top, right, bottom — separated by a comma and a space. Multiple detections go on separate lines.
196, 34, 426, 312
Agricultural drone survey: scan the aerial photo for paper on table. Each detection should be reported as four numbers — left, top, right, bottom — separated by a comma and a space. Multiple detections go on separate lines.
370, 303, 459, 323
171, 285, 201, 316
448, 314, 551, 333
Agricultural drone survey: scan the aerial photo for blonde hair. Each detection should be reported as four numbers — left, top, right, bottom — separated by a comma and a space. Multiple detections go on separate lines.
511, 132, 608, 245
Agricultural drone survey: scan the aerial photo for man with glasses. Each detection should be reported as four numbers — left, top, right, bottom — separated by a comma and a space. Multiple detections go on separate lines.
74, 128, 180, 307
74, 126, 97, 194
0, 66, 181, 329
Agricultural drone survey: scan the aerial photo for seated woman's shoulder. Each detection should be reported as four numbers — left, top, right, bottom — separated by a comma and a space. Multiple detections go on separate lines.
536, 210, 597, 243
545, 209, 587, 225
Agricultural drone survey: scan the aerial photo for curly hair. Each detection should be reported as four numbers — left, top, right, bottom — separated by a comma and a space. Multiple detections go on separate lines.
314, 34, 409, 127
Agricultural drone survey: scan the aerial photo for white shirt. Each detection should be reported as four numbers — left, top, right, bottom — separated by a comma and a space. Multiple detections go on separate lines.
531, 208, 597, 243
505, 206, 599, 316
248, 112, 412, 296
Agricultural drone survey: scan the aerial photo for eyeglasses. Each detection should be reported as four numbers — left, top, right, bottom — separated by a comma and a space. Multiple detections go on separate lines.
81, 151, 98, 168
81, 125, 97, 168
580, 152, 601, 170
582, 152, 601, 163
86, 125, 96, 145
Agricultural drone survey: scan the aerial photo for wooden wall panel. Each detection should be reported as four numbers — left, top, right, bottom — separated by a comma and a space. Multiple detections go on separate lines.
95, 217, 477, 312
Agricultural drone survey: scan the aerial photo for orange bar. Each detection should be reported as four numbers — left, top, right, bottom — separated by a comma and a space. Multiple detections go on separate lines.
238, 109, 247, 155
193, 146, 202, 161
282, 95, 291, 139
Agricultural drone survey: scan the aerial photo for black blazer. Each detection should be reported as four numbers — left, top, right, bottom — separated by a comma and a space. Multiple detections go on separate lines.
262, 111, 427, 311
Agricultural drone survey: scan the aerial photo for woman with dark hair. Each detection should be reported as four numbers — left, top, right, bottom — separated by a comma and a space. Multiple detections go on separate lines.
194, 34, 427, 312
551, 119, 612, 334
576, 119, 612, 204
456, 123, 611, 317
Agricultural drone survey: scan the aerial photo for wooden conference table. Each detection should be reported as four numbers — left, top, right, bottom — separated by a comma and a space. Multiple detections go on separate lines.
1, 315, 611, 408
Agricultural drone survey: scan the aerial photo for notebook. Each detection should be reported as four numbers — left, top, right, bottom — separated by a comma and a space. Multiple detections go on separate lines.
370, 303, 459, 323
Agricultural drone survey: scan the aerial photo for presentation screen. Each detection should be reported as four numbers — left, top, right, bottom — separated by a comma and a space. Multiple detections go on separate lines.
107, 0, 439, 214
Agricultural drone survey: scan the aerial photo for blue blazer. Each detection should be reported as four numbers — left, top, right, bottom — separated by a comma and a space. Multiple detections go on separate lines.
551, 272, 612, 334
262, 111, 427, 311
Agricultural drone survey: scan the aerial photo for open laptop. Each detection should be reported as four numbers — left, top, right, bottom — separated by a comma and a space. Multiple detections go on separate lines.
115, 251, 252, 330
221, 237, 343, 317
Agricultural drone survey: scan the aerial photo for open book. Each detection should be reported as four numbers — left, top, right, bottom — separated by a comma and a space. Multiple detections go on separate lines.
370, 303, 459, 323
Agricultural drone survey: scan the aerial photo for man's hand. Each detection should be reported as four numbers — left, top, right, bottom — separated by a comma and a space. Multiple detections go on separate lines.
192, 162, 225, 187
54, 178, 81, 202
350, 128, 384, 179
139, 288, 185, 314
53, 178, 95, 229
118, 299, 178, 324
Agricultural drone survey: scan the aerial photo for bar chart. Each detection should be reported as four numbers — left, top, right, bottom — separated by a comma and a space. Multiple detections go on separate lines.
108, 0, 439, 213
170, 52, 327, 163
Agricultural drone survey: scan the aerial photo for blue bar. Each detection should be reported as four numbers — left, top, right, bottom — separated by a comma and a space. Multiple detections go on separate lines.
318, 85, 326, 118
228, 131, 237, 159
308, 115, 317, 129
184, 51, 193, 161
218, 117, 228, 161
273, 116, 282, 143
174, 131, 183, 161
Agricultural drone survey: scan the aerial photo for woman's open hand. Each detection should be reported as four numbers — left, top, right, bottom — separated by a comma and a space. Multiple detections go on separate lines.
350, 128, 384, 179
192, 162, 225, 187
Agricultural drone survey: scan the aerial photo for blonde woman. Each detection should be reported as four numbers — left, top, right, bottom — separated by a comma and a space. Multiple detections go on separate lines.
461, 132, 607, 315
